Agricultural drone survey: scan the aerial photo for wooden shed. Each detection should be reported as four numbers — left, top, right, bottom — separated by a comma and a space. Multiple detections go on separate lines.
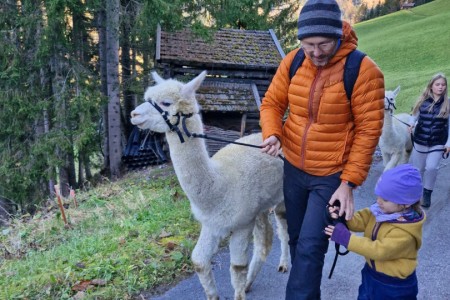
155, 25, 285, 154
401, 3, 415, 9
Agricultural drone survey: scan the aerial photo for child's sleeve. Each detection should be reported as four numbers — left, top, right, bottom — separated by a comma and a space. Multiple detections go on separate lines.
346, 208, 371, 232
347, 228, 416, 260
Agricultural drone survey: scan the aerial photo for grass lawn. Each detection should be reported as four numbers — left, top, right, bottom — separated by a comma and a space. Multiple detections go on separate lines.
0, 165, 199, 299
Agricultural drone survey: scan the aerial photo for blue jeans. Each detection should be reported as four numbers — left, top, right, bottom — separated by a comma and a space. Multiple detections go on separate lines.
358, 263, 418, 300
284, 159, 341, 300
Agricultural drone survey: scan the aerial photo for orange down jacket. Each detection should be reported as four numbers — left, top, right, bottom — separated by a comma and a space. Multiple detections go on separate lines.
260, 21, 385, 186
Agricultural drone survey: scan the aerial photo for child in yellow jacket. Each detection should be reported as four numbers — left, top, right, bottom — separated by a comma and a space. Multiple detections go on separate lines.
325, 164, 425, 299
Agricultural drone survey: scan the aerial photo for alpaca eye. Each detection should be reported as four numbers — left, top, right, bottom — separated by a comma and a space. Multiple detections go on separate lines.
160, 101, 172, 107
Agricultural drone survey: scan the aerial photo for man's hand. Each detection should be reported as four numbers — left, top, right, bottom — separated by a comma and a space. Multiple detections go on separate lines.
260, 135, 281, 157
329, 182, 354, 220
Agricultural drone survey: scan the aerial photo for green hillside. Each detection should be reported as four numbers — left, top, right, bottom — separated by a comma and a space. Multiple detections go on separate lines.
354, 0, 450, 112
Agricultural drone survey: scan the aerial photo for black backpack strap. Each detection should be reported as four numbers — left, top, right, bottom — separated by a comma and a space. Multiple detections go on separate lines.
344, 49, 366, 101
289, 48, 305, 80
289, 48, 365, 102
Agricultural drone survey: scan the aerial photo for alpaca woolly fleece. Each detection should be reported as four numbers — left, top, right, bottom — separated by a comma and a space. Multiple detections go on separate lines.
375, 164, 423, 205
130, 71, 290, 299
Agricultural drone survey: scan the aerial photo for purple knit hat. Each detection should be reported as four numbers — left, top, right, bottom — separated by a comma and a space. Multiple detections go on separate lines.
374, 164, 423, 205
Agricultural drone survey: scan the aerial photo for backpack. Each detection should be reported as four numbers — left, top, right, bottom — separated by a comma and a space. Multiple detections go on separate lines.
288, 48, 366, 102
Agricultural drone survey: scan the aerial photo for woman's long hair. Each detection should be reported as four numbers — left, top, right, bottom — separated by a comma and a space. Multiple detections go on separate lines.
411, 73, 449, 118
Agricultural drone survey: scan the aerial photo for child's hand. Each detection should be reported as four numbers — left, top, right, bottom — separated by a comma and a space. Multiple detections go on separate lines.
327, 223, 351, 248
324, 225, 335, 237
328, 205, 340, 220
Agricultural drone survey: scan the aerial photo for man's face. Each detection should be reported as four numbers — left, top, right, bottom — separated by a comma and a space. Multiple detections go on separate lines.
300, 37, 338, 67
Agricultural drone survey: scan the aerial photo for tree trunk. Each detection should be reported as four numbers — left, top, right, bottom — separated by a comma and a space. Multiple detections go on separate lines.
121, 0, 134, 139
50, 44, 74, 197
106, 0, 122, 180
97, 3, 110, 174
41, 65, 57, 196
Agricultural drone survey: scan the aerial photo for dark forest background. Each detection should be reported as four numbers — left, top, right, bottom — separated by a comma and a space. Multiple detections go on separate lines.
0, 0, 434, 212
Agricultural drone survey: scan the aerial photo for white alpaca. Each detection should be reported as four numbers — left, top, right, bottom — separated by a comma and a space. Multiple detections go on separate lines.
130, 71, 289, 300
379, 86, 413, 171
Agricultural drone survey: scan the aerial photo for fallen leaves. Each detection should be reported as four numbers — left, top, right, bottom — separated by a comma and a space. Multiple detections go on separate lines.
71, 278, 107, 292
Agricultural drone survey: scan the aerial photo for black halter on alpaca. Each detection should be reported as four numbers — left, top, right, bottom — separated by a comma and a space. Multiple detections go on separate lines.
148, 99, 262, 149
147, 99, 191, 143
384, 96, 397, 111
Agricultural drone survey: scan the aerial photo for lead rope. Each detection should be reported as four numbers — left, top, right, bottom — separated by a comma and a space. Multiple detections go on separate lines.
148, 99, 268, 150
326, 203, 350, 279
328, 243, 349, 279
390, 113, 449, 159
181, 113, 263, 149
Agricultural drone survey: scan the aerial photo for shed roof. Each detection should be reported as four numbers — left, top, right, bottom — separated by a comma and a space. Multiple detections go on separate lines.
156, 26, 285, 70
196, 81, 260, 112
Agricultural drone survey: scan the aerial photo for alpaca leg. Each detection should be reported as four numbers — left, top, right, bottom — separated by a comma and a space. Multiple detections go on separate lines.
400, 150, 410, 164
191, 228, 221, 300
381, 150, 391, 169
385, 152, 401, 171
229, 226, 253, 300
245, 211, 274, 292
274, 202, 289, 273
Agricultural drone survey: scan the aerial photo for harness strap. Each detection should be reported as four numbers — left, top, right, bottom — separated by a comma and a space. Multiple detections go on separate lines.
148, 99, 263, 149
149, 100, 186, 143
289, 48, 366, 102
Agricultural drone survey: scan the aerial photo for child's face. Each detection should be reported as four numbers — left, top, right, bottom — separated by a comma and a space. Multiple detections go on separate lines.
431, 78, 447, 98
376, 196, 404, 213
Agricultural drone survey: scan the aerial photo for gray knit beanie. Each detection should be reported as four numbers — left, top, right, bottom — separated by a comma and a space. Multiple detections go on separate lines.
297, 0, 343, 40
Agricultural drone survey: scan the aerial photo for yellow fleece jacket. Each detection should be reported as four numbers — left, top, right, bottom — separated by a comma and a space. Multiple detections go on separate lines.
347, 208, 425, 279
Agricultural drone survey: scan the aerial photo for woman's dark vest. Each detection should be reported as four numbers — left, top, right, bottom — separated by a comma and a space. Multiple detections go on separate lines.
413, 97, 449, 146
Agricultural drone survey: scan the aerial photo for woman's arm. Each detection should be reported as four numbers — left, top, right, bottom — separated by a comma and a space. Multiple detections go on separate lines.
409, 113, 419, 133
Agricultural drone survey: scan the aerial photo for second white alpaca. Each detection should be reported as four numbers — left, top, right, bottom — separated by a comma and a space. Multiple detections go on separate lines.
379, 86, 413, 171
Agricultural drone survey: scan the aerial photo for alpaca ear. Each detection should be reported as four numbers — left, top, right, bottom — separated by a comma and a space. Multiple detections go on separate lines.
181, 71, 207, 98
393, 86, 401, 97
151, 71, 165, 84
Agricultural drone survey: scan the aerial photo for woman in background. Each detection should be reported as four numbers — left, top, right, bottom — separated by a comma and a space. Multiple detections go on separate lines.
409, 73, 450, 207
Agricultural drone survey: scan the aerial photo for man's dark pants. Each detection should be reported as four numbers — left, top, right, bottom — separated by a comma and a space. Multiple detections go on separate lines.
283, 159, 341, 300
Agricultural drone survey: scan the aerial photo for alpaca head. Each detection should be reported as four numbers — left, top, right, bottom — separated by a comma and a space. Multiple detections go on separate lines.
130, 71, 206, 132
384, 86, 401, 112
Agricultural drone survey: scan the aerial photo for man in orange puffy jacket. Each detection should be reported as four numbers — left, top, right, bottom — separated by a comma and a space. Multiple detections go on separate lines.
259, 0, 385, 299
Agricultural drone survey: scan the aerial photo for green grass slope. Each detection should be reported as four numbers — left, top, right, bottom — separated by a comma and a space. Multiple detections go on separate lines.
355, 0, 450, 112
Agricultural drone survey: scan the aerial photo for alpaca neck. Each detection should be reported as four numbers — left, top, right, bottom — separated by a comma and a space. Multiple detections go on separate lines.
165, 115, 218, 207
382, 110, 396, 138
